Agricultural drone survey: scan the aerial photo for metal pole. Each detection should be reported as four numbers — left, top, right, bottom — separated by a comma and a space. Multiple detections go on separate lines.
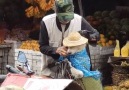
78, 0, 83, 16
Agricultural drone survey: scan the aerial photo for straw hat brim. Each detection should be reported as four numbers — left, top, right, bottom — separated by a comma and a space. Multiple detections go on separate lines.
63, 36, 88, 47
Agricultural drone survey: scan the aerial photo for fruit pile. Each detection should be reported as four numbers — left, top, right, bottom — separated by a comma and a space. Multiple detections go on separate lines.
97, 34, 116, 47
104, 79, 129, 90
86, 10, 129, 47
25, 0, 55, 18
19, 40, 40, 51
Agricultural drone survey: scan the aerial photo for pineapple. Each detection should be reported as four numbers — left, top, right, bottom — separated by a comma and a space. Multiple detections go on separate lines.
114, 40, 120, 57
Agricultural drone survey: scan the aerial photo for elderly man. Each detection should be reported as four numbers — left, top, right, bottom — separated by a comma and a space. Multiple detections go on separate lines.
39, 0, 100, 77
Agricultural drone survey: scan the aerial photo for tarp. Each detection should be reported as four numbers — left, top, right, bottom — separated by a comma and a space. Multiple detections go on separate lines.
1, 73, 83, 90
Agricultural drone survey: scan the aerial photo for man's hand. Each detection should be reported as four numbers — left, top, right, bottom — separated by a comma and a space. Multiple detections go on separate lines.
89, 29, 100, 41
56, 46, 68, 56
78, 29, 100, 42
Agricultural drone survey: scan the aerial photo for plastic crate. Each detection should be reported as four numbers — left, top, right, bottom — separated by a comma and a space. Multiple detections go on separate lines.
89, 44, 114, 85
89, 44, 114, 70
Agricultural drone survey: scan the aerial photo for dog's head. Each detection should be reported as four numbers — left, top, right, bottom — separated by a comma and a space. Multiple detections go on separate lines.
63, 31, 88, 55
67, 44, 86, 55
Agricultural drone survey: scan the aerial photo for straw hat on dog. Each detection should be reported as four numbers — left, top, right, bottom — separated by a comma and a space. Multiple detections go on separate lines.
63, 32, 88, 47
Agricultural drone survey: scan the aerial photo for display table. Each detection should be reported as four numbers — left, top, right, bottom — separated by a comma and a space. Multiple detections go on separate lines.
0, 43, 12, 74
108, 56, 129, 63
108, 56, 129, 85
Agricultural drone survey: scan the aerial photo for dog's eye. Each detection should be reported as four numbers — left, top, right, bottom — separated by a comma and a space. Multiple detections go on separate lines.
65, 47, 68, 49
70, 46, 76, 49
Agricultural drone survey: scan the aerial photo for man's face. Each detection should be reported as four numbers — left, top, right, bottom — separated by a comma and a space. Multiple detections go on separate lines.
57, 12, 74, 24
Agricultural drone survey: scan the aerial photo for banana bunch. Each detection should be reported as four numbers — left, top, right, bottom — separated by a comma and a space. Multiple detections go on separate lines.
36, 0, 55, 11
25, 0, 33, 4
25, 6, 34, 18
25, 6, 44, 18
25, 0, 54, 18
34, 10, 45, 18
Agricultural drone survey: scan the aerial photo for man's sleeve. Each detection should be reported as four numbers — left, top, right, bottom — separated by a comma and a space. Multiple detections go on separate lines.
39, 20, 60, 59
80, 17, 100, 41
81, 17, 95, 33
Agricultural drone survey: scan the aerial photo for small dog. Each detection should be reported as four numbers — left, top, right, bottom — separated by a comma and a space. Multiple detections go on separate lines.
66, 44, 89, 78
59, 32, 101, 79
59, 43, 91, 78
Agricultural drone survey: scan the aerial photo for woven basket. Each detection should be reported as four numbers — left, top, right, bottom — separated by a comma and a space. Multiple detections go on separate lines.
111, 60, 129, 74
76, 77, 103, 90
112, 72, 129, 85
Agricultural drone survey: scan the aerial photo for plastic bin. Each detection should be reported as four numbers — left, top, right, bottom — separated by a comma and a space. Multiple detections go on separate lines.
89, 44, 114, 85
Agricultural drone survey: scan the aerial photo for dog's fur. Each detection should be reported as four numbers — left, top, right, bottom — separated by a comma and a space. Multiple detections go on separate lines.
67, 44, 86, 55
66, 44, 87, 78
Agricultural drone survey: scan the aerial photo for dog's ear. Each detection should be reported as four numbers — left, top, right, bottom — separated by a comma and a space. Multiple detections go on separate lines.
77, 44, 86, 51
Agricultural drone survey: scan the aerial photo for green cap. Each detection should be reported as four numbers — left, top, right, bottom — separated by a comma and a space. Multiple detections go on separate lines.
55, 0, 74, 22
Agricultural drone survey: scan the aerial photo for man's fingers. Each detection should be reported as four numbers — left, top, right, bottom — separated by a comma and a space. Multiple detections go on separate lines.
60, 53, 67, 56
59, 50, 67, 56
56, 46, 68, 56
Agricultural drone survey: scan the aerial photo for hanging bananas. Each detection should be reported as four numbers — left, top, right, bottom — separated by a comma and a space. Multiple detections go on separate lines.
25, 0, 33, 4
25, 0, 55, 18
37, 0, 55, 11
25, 6, 34, 18
25, 6, 45, 18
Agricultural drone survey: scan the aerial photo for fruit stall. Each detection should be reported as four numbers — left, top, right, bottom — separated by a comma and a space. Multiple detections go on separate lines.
0, 0, 55, 74
0, 0, 129, 89
85, 9, 129, 89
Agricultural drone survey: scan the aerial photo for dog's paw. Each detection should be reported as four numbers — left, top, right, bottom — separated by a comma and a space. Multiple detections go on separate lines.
70, 67, 83, 79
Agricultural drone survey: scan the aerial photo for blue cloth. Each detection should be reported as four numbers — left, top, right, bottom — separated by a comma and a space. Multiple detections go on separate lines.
58, 49, 101, 79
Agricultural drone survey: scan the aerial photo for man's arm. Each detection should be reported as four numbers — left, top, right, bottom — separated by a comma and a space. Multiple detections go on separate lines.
80, 17, 100, 41
39, 20, 60, 59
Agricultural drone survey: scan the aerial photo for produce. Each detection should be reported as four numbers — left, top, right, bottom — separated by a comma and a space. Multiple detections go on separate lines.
97, 34, 115, 47
111, 18, 120, 24
36, 0, 55, 11
101, 10, 110, 18
25, 0, 32, 4
86, 10, 129, 48
121, 61, 129, 67
103, 17, 111, 24
103, 86, 119, 90
120, 18, 129, 25
104, 80, 129, 90
19, 40, 40, 51
121, 25, 129, 32
94, 11, 102, 17
119, 80, 129, 89
109, 10, 119, 18
114, 40, 120, 57
25, 0, 55, 18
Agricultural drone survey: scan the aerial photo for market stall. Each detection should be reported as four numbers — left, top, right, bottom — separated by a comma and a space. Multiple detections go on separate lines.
0, 0, 129, 89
